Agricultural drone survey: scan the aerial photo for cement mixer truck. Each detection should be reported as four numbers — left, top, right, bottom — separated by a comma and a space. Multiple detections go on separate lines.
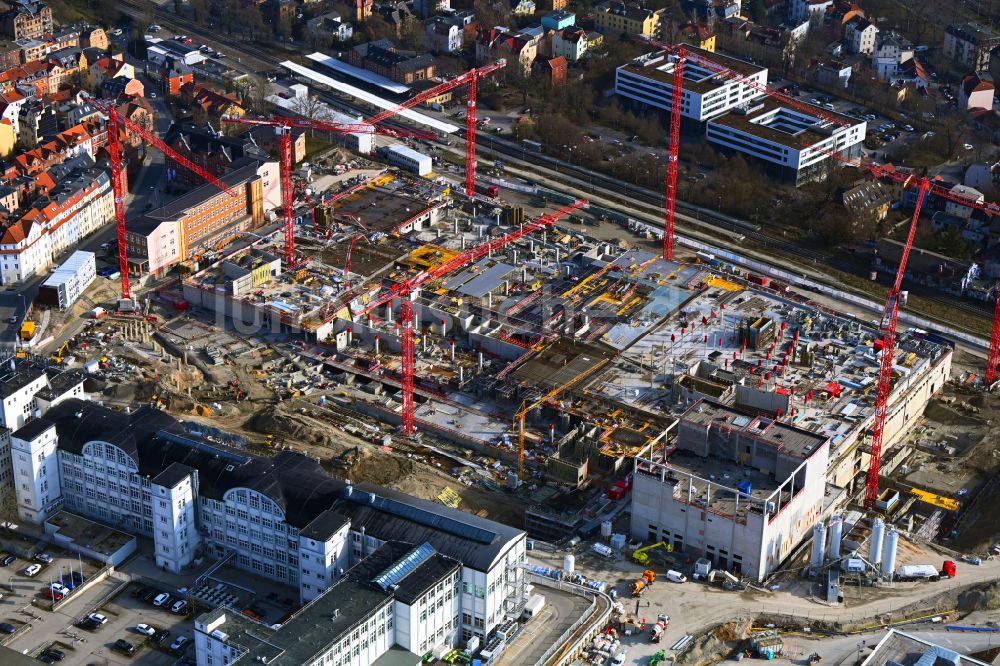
630, 570, 656, 596
649, 614, 669, 642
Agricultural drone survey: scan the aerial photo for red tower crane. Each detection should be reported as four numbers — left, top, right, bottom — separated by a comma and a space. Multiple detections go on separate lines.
85, 97, 242, 306
362, 59, 507, 197
221, 116, 429, 268
865, 177, 930, 508
629, 41, 1000, 504
349, 198, 587, 435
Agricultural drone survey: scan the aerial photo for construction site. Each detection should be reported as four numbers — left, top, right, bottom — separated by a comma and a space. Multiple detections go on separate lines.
22, 153, 997, 573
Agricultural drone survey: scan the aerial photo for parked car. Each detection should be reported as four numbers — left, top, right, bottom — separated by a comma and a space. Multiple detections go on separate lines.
23, 563, 41, 577
152, 629, 171, 645
50, 582, 69, 595
135, 623, 155, 636
0, 623, 16, 634
113, 638, 136, 656
170, 636, 189, 652
170, 599, 188, 615
71, 571, 85, 584
0, 554, 15, 567
41, 588, 63, 601
131, 584, 150, 598
34, 553, 53, 564
41, 648, 65, 661
153, 592, 171, 606
86, 613, 107, 626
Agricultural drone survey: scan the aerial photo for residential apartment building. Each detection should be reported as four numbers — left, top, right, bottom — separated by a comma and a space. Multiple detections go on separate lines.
124, 158, 277, 276
476, 28, 538, 75
614, 47, 768, 122
873, 31, 913, 81
0, 161, 113, 284
944, 22, 1000, 73
163, 122, 270, 190
592, 0, 662, 37
788, 0, 831, 25
1, 0, 52, 40
631, 399, 831, 580
552, 27, 591, 62
844, 15, 877, 55
17, 397, 527, 649
306, 11, 354, 43
705, 98, 867, 185
959, 72, 994, 112
426, 16, 462, 54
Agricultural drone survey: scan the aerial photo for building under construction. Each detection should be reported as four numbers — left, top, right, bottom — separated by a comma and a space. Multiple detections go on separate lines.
176, 171, 953, 556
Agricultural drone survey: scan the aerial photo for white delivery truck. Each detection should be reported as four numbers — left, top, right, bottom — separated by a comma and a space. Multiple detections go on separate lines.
666, 570, 688, 583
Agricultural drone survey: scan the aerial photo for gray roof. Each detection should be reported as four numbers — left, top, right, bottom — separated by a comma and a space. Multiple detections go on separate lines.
126, 158, 264, 238
0, 359, 45, 400
44, 399, 524, 571
196, 541, 455, 665
11, 416, 54, 442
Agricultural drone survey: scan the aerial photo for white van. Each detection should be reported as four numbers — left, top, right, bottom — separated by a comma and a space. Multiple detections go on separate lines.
666, 570, 687, 583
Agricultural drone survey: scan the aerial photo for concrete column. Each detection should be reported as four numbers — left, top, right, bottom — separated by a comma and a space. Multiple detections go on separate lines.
478, 352, 483, 371
450, 341, 455, 362
374, 337, 380, 354
386, 306, 392, 324
459, 366, 464, 383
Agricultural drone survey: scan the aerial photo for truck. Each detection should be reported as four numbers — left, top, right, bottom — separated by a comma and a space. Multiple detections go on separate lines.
591, 543, 614, 558
895, 564, 940, 581
649, 615, 668, 642
19, 321, 35, 342
522, 594, 545, 620
630, 570, 656, 596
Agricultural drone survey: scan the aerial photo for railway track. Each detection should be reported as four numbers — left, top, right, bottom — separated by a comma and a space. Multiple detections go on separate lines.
111, 3, 992, 333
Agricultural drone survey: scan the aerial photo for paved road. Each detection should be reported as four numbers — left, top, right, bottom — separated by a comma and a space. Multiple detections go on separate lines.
1, 71, 173, 351
530, 550, 1000, 664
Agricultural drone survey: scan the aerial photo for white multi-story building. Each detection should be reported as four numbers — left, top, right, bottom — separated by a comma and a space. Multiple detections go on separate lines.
195, 540, 463, 666
705, 98, 867, 185
873, 31, 913, 81
631, 399, 831, 580
789, 0, 831, 25
844, 16, 877, 55
10, 417, 61, 524
0, 360, 84, 431
613, 47, 768, 123
0, 165, 113, 284
18, 397, 527, 648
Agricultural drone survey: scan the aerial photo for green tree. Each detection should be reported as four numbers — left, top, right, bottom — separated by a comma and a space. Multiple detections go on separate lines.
749, 0, 765, 22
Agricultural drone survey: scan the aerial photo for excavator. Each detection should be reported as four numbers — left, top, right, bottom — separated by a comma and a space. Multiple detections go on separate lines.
632, 541, 672, 566
50, 341, 71, 365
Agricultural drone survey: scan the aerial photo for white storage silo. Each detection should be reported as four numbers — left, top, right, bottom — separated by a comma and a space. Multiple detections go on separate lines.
882, 528, 899, 579
563, 553, 575, 575
828, 516, 843, 559
810, 522, 827, 572
869, 518, 885, 567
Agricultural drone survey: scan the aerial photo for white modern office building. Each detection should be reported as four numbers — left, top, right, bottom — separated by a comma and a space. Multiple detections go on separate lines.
705, 99, 867, 185
13, 398, 527, 649
613, 47, 768, 122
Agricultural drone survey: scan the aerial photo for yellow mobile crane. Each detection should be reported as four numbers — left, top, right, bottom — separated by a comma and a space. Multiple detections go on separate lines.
514, 356, 611, 481
631, 541, 672, 566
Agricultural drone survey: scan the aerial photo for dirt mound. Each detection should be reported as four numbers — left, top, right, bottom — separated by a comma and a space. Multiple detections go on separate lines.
242, 406, 326, 442
340, 449, 416, 486
676, 620, 750, 666
958, 581, 1000, 612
